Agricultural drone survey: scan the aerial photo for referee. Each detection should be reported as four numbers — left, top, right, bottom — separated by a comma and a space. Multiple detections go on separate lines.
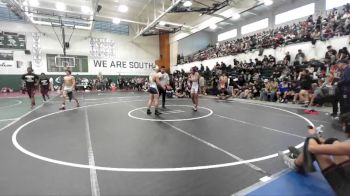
158, 66, 169, 109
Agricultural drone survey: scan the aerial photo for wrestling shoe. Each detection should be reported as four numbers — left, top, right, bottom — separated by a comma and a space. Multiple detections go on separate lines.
155, 110, 162, 116
147, 109, 152, 115
278, 151, 297, 171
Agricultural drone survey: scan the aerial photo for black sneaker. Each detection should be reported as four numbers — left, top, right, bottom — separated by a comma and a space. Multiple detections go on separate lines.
330, 113, 338, 118
147, 109, 152, 115
155, 110, 162, 116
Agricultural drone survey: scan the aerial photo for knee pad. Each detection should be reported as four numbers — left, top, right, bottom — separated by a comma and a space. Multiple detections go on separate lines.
302, 137, 321, 173
67, 92, 73, 101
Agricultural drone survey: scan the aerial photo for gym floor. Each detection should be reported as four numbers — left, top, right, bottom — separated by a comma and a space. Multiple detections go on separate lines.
0, 92, 345, 196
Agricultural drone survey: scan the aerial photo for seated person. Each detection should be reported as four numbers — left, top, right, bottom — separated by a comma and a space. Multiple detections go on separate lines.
218, 72, 231, 99
260, 78, 278, 102
232, 78, 242, 98
298, 70, 313, 106
165, 85, 174, 98
279, 117, 350, 196
239, 85, 253, 99
277, 78, 290, 103
175, 87, 186, 98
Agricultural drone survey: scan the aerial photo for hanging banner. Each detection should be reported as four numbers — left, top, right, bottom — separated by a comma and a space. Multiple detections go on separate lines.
90, 59, 155, 76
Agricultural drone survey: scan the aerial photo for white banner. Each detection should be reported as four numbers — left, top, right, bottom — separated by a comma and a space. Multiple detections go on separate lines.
0, 60, 26, 75
89, 59, 155, 76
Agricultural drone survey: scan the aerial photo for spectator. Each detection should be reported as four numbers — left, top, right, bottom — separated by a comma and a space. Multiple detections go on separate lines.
325, 45, 337, 65
295, 49, 307, 65
277, 78, 290, 103
337, 60, 350, 115
260, 78, 278, 102
283, 52, 291, 65
298, 70, 313, 107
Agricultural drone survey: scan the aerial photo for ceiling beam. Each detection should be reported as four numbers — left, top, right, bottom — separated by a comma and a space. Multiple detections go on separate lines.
96, 15, 147, 25
89, 0, 100, 37
133, 0, 182, 40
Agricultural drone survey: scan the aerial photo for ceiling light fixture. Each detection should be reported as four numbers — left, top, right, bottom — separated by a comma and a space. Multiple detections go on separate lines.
232, 13, 240, 20
56, 2, 66, 11
209, 24, 217, 30
81, 6, 91, 14
113, 18, 121, 24
264, 0, 273, 6
23, 0, 40, 7
159, 21, 166, 26
118, 4, 128, 13
183, 0, 192, 7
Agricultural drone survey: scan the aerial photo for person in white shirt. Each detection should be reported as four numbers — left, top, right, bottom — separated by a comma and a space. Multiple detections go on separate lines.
158, 66, 169, 109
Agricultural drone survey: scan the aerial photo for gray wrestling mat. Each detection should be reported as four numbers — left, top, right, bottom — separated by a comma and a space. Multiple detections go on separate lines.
0, 92, 344, 196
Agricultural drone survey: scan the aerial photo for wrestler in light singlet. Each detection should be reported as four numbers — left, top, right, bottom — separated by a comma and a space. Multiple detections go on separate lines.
189, 67, 200, 111
59, 70, 80, 110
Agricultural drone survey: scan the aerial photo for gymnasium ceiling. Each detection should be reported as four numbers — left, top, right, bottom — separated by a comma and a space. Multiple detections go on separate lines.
2, 0, 290, 39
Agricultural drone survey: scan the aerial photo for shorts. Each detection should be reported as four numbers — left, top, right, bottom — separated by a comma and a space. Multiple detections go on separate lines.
148, 87, 159, 94
220, 88, 228, 95
191, 83, 199, 94
27, 86, 35, 98
41, 87, 49, 95
63, 87, 74, 101
323, 160, 350, 195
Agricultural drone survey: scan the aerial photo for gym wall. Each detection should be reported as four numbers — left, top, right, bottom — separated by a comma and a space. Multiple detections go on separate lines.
0, 21, 159, 90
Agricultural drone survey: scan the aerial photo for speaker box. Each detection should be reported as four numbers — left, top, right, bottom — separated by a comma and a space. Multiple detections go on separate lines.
24, 50, 31, 55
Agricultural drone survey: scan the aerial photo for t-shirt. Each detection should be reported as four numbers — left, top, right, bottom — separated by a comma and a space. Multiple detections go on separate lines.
158, 72, 169, 86
284, 55, 291, 62
39, 78, 50, 89
300, 75, 312, 90
22, 73, 39, 88
278, 82, 290, 93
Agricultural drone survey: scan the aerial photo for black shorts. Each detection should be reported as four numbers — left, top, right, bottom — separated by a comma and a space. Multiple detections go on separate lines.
323, 160, 350, 195
220, 88, 228, 95
148, 87, 159, 95
67, 91, 73, 101
27, 87, 35, 98
41, 87, 49, 95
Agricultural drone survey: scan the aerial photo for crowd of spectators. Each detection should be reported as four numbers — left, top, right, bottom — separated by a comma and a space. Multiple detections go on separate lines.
74, 74, 148, 92
177, 4, 350, 64
171, 44, 350, 117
